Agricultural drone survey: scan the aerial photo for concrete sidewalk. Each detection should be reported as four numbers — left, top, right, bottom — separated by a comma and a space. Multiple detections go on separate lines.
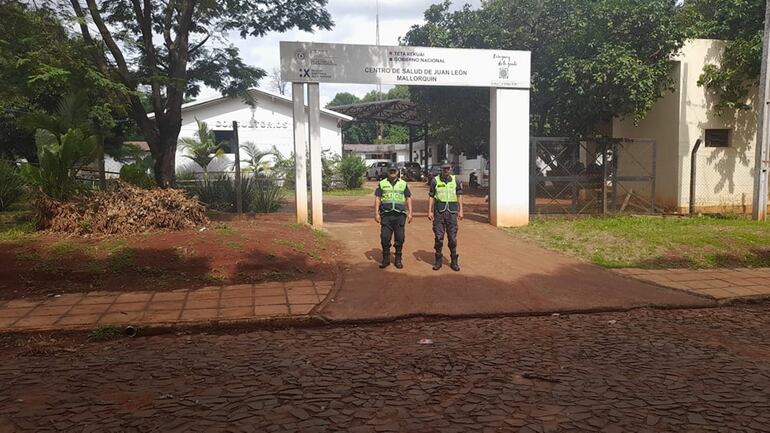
0, 280, 332, 332
617, 268, 770, 300
319, 185, 715, 321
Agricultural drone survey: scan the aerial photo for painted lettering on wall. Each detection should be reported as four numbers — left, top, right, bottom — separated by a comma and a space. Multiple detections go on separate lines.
214, 119, 290, 129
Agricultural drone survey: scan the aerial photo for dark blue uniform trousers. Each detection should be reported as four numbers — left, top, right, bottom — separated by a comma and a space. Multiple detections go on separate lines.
433, 211, 458, 256
380, 213, 406, 257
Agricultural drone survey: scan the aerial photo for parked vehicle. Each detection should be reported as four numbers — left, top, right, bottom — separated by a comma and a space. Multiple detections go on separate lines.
424, 163, 443, 183
366, 161, 392, 180
396, 161, 422, 181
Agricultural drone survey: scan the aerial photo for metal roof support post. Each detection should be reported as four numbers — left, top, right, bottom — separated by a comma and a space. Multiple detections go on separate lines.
308, 83, 324, 228
292, 82, 309, 224
409, 126, 414, 163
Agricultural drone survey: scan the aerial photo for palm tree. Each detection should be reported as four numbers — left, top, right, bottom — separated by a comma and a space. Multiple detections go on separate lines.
178, 118, 225, 177
240, 142, 279, 176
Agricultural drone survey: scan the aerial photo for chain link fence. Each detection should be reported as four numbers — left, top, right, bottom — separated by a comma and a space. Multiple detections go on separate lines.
530, 137, 657, 215
688, 146, 755, 214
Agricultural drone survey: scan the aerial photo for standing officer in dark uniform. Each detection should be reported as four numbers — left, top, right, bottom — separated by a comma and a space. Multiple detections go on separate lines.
374, 166, 413, 269
428, 161, 463, 271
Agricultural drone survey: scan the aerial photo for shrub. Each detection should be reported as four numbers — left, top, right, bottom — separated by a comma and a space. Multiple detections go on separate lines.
188, 175, 236, 211
187, 175, 285, 213
119, 156, 155, 189
0, 160, 25, 211
338, 155, 367, 189
251, 178, 285, 213
275, 151, 338, 190
21, 128, 97, 200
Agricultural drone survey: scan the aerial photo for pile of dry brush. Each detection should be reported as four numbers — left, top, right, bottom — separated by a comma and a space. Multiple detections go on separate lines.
33, 182, 208, 235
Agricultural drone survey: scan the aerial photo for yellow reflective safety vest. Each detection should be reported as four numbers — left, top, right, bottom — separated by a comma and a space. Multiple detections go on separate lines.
434, 175, 458, 213
379, 178, 408, 214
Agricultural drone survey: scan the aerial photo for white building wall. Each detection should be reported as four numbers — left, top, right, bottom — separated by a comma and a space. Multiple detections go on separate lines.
676, 39, 758, 212
176, 94, 344, 173
614, 39, 759, 212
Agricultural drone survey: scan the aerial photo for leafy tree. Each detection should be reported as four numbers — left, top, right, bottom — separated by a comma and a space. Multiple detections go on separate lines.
683, 0, 766, 112
178, 119, 224, 176
63, 0, 333, 187
326, 92, 360, 107
403, 0, 687, 156
0, 1, 129, 163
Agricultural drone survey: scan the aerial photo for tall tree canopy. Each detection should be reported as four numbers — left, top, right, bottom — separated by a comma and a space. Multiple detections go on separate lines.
683, 0, 766, 112
0, 1, 128, 163
64, 0, 333, 186
402, 0, 686, 157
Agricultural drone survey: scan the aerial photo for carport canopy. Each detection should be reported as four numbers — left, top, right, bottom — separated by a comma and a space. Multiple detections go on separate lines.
329, 99, 426, 128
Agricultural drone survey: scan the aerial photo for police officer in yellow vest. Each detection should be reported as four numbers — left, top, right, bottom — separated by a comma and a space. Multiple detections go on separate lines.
374, 166, 413, 269
428, 161, 464, 271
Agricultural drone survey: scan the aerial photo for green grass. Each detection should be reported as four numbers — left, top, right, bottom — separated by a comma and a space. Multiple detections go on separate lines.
106, 247, 136, 272
0, 221, 36, 242
508, 214, 770, 269
202, 272, 226, 283
215, 223, 238, 235
325, 187, 373, 196
273, 238, 320, 260
274, 239, 306, 252
0, 211, 36, 242
48, 240, 81, 256
88, 325, 123, 341
224, 240, 244, 251
93, 239, 128, 256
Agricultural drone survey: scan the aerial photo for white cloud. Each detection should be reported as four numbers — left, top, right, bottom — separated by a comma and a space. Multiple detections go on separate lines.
198, 0, 481, 105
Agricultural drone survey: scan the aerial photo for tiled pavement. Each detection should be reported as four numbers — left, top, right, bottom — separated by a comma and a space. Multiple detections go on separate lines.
1, 306, 769, 432
0, 280, 333, 332
618, 268, 770, 300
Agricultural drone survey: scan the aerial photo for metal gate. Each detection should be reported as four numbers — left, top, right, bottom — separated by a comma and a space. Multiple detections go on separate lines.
530, 137, 657, 214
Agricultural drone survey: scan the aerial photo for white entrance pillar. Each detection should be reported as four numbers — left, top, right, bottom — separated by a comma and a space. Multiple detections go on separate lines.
489, 87, 530, 227
292, 82, 308, 224
307, 83, 323, 227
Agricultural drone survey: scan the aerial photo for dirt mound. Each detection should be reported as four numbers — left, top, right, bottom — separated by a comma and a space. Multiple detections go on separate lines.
34, 182, 208, 235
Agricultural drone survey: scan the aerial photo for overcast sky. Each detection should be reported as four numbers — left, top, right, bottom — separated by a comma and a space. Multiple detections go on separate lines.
198, 0, 482, 105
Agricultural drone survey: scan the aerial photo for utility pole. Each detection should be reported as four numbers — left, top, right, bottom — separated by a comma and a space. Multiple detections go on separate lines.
752, 0, 770, 220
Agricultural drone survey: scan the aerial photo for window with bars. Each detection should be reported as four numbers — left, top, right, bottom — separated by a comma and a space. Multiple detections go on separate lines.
704, 129, 730, 148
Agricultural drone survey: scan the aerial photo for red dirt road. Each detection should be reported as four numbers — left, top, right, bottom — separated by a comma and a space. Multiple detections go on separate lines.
0, 214, 340, 300
320, 183, 713, 321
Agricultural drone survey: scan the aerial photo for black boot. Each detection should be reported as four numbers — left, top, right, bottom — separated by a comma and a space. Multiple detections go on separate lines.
450, 254, 460, 272
379, 251, 390, 269
394, 252, 403, 269
432, 253, 442, 271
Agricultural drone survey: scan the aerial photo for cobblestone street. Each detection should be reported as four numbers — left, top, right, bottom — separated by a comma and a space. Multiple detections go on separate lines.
1, 306, 769, 432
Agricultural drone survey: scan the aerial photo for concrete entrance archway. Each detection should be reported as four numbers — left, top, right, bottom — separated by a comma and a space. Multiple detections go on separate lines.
280, 41, 531, 228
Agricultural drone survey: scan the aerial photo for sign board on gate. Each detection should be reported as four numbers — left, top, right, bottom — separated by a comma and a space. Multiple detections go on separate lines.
280, 41, 530, 89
